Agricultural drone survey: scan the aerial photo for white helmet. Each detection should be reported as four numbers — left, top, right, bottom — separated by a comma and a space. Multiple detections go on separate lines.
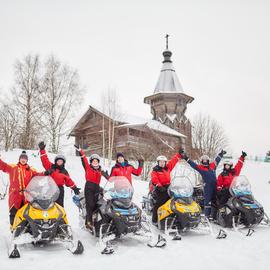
200, 155, 210, 162
156, 155, 168, 162
223, 160, 233, 166
90, 154, 101, 163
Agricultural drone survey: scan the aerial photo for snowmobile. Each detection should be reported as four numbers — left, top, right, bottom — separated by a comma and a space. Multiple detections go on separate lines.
8, 176, 84, 258
216, 175, 270, 236
73, 176, 166, 254
156, 176, 213, 240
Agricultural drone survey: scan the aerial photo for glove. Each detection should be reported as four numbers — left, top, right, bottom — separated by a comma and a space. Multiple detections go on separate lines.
179, 147, 185, 155
44, 169, 54, 176
180, 151, 189, 161
72, 187, 81, 195
138, 159, 144, 167
219, 150, 227, 157
241, 151, 247, 158
101, 170, 109, 179
38, 141, 46, 150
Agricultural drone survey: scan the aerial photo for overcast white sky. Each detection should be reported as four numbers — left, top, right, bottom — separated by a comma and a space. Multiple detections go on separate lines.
0, 0, 269, 157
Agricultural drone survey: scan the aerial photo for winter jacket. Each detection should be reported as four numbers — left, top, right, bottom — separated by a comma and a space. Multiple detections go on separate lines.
151, 153, 181, 188
187, 154, 223, 185
110, 160, 143, 183
79, 149, 102, 185
216, 156, 244, 191
0, 159, 42, 210
39, 149, 77, 188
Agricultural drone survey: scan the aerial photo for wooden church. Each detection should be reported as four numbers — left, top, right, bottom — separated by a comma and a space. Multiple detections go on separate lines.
69, 37, 196, 161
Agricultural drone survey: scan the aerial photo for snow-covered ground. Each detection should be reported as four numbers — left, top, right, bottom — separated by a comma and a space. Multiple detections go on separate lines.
0, 149, 270, 270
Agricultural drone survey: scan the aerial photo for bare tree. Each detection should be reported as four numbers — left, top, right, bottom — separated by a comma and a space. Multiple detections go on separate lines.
39, 55, 83, 153
191, 113, 228, 159
101, 88, 121, 162
0, 99, 19, 151
11, 54, 42, 149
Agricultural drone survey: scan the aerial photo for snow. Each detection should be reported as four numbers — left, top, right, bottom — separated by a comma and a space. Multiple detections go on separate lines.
0, 149, 270, 270
115, 113, 186, 138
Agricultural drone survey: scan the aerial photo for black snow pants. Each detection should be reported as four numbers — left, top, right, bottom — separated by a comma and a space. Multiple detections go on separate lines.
56, 186, 65, 207
152, 187, 170, 223
84, 181, 100, 224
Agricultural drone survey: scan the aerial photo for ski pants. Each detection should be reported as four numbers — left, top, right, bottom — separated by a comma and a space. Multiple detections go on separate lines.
203, 182, 217, 217
56, 186, 65, 207
9, 202, 24, 226
84, 181, 100, 224
152, 187, 170, 223
217, 188, 231, 207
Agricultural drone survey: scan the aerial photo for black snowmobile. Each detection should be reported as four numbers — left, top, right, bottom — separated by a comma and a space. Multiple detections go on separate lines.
216, 175, 270, 236
74, 176, 165, 254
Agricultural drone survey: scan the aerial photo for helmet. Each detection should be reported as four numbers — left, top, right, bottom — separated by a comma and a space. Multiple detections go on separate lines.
223, 160, 233, 168
200, 155, 210, 166
55, 154, 66, 164
156, 155, 168, 162
223, 160, 233, 166
89, 154, 101, 163
200, 155, 210, 163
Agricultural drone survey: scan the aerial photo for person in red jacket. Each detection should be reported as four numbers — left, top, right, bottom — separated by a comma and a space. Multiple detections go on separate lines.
75, 145, 109, 230
0, 151, 43, 226
216, 151, 247, 206
109, 153, 143, 184
38, 141, 80, 207
151, 149, 182, 224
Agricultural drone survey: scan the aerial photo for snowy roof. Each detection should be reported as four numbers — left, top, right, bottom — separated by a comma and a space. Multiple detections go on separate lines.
114, 113, 186, 138
154, 50, 184, 93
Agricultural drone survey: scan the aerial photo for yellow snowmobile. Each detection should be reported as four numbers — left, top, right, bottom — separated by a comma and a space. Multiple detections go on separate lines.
157, 176, 213, 240
9, 176, 84, 258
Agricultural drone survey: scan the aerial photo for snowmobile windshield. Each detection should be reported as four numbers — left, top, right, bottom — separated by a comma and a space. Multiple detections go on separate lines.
168, 176, 194, 199
230, 175, 252, 197
106, 176, 134, 200
24, 176, 60, 205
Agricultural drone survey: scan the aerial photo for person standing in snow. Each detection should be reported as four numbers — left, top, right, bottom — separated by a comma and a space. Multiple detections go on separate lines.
38, 141, 80, 207
109, 153, 144, 184
216, 151, 247, 206
181, 149, 226, 219
151, 149, 183, 225
0, 151, 43, 226
75, 145, 109, 230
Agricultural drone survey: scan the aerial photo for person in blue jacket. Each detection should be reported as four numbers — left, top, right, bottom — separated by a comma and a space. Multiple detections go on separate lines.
181, 149, 226, 219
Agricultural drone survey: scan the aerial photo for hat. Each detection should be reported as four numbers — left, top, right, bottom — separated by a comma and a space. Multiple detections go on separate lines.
116, 153, 124, 159
19, 151, 28, 161
90, 154, 101, 163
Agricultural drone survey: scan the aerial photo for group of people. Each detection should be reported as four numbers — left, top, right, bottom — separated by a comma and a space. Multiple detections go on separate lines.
0, 141, 246, 230
150, 148, 246, 224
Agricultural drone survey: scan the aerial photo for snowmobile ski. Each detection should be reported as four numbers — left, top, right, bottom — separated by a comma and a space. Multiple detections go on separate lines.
147, 234, 167, 248
8, 244, 20, 259
216, 229, 227, 239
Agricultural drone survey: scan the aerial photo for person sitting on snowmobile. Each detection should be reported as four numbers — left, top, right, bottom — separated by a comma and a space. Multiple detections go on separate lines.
38, 141, 81, 207
109, 153, 144, 184
151, 149, 183, 225
181, 149, 226, 219
0, 151, 44, 226
75, 145, 109, 230
216, 151, 247, 206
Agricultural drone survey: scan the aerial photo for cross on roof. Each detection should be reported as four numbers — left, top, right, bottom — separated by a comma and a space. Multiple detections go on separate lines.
165, 34, 169, 50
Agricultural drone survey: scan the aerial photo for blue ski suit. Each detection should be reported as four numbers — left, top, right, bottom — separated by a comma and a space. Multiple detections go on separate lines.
187, 154, 223, 217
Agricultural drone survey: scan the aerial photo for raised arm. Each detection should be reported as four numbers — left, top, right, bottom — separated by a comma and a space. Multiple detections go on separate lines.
167, 153, 181, 171
78, 148, 91, 172
234, 151, 246, 176
38, 142, 53, 170
0, 158, 12, 174
210, 150, 226, 170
